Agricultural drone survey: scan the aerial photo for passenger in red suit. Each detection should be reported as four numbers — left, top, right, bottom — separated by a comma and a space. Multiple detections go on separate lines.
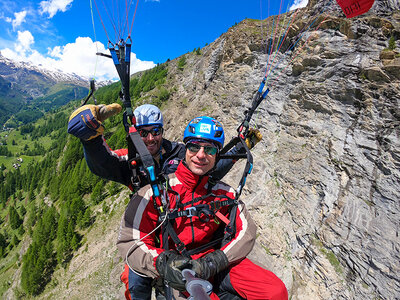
117, 116, 288, 300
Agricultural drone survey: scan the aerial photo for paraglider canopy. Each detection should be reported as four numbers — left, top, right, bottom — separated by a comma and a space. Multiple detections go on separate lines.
336, 0, 375, 18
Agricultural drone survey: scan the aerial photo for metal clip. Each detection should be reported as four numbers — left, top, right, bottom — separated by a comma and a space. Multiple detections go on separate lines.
185, 207, 197, 218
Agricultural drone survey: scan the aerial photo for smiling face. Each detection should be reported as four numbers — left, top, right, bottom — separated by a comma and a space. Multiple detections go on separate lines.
185, 141, 217, 176
138, 125, 163, 156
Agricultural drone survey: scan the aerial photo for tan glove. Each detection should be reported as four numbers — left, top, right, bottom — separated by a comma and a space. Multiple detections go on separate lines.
68, 103, 122, 141
245, 128, 262, 149
97, 103, 122, 122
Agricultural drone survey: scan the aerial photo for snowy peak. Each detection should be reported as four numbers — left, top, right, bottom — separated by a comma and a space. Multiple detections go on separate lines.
0, 53, 88, 98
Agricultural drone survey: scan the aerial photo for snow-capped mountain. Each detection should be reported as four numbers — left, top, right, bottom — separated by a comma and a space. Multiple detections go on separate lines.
0, 53, 89, 98
0, 53, 93, 127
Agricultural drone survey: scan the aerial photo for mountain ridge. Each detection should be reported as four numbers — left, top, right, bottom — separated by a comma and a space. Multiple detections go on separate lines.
0, 53, 91, 128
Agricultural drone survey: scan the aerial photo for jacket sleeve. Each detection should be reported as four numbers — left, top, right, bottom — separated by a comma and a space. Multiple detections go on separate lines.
219, 199, 257, 264
117, 186, 164, 278
81, 135, 132, 187
211, 143, 246, 181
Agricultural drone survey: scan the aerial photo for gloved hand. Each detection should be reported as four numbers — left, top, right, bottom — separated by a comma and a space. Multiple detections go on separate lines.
155, 250, 190, 291
67, 103, 122, 141
245, 128, 262, 149
189, 250, 229, 280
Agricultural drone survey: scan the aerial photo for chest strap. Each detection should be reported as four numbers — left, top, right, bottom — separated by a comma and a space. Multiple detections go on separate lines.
166, 197, 237, 223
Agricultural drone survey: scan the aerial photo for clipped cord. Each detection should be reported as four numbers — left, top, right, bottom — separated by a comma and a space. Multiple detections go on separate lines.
125, 208, 169, 278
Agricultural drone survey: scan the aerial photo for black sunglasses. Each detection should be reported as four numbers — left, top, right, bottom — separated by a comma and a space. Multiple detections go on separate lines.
186, 142, 218, 155
138, 127, 163, 138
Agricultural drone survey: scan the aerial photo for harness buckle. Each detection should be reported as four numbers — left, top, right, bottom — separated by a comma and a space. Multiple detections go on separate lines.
176, 241, 186, 253
185, 207, 197, 218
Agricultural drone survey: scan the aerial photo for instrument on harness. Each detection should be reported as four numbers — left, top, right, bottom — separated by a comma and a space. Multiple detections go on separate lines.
182, 269, 212, 300
81, 79, 97, 106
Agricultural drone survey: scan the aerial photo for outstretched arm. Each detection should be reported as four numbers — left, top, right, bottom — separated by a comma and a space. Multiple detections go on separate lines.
82, 136, 132, 187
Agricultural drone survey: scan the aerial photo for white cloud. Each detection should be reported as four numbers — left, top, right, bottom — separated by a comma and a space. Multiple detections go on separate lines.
1, 33, 156, 81
15, 30, 34, 54
290, 0, 308, 11
5, 10, 27, 30
39, 0, 73, 18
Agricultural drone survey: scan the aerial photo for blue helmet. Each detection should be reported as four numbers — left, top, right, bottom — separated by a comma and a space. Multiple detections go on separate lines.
134, 104, 163, 127
183, 116, 225, 149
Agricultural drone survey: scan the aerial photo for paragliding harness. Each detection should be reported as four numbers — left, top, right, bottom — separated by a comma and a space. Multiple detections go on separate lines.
154, 80, 270, 298
99, 38, 165, 200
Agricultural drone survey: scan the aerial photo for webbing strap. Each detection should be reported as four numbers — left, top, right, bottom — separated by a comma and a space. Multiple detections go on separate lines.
167, 198, 236, 221
127, 126, 160, 197
165, 221, 189, 257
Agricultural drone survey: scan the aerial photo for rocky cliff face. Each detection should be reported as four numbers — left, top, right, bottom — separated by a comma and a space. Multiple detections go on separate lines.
161, 2, 399, 299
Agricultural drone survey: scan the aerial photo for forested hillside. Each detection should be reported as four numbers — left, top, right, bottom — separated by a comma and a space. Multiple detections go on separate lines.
0, 64, 170, 297
0, 76, 26, 126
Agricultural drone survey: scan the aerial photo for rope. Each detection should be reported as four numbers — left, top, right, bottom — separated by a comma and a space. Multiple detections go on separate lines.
92, 0, 112, 43
129, 0, 140, 37
269, 12, 332, 89
265, 6, 299, 83
89, 0, 99, 80
125, 204, 169, 277
264, 0, 285, 78
264, 0, 334, 87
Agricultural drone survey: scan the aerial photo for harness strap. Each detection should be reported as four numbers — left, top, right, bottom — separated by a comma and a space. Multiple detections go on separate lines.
127, 126, 161, 198
165, 221, 190, 258
166, 197, 236, 223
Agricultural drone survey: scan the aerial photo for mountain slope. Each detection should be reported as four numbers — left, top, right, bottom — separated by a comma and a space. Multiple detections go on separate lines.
0, 53, 89, 127
0, 1, 399, 299
0, 76, 27, 126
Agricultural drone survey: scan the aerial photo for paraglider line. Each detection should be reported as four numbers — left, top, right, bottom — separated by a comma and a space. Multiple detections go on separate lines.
265, 0, 334, 83
269, 12, 331, 89
129, 0, 140, 37
92, 0, 112, 44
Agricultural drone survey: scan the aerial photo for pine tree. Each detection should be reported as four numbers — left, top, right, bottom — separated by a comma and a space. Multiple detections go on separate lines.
79, 207, 93, 229
70, 233, 79, 251
91, 180, 104, 204
9, 205, 23, 229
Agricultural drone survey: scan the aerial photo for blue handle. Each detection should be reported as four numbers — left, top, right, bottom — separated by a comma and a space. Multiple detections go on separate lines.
147, 166, 160, 197
110, 49, 120, 65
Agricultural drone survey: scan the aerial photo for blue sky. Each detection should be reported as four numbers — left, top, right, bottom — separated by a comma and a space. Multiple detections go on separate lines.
0, 0, 308, 81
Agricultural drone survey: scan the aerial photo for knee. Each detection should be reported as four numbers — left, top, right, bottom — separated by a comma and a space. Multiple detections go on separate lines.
269, 278, 288, 300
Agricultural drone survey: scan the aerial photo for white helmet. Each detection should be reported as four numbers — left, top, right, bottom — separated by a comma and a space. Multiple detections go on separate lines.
134, 104, 163, 127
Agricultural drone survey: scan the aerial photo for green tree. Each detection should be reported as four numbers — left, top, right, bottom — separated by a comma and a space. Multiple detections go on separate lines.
79, 207, 93, 229
9, 205, 23, 229
0, 232, 7, 257
10, 233, 20, 248
108, 181, 121, 196
91, 181, 105, 205
26, 204, 38, 235
102, 201, 110, 214
177, 55, 186, 70
56, 215, 69, 264
70, 234, 80, 251
388, 36, 396, 50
